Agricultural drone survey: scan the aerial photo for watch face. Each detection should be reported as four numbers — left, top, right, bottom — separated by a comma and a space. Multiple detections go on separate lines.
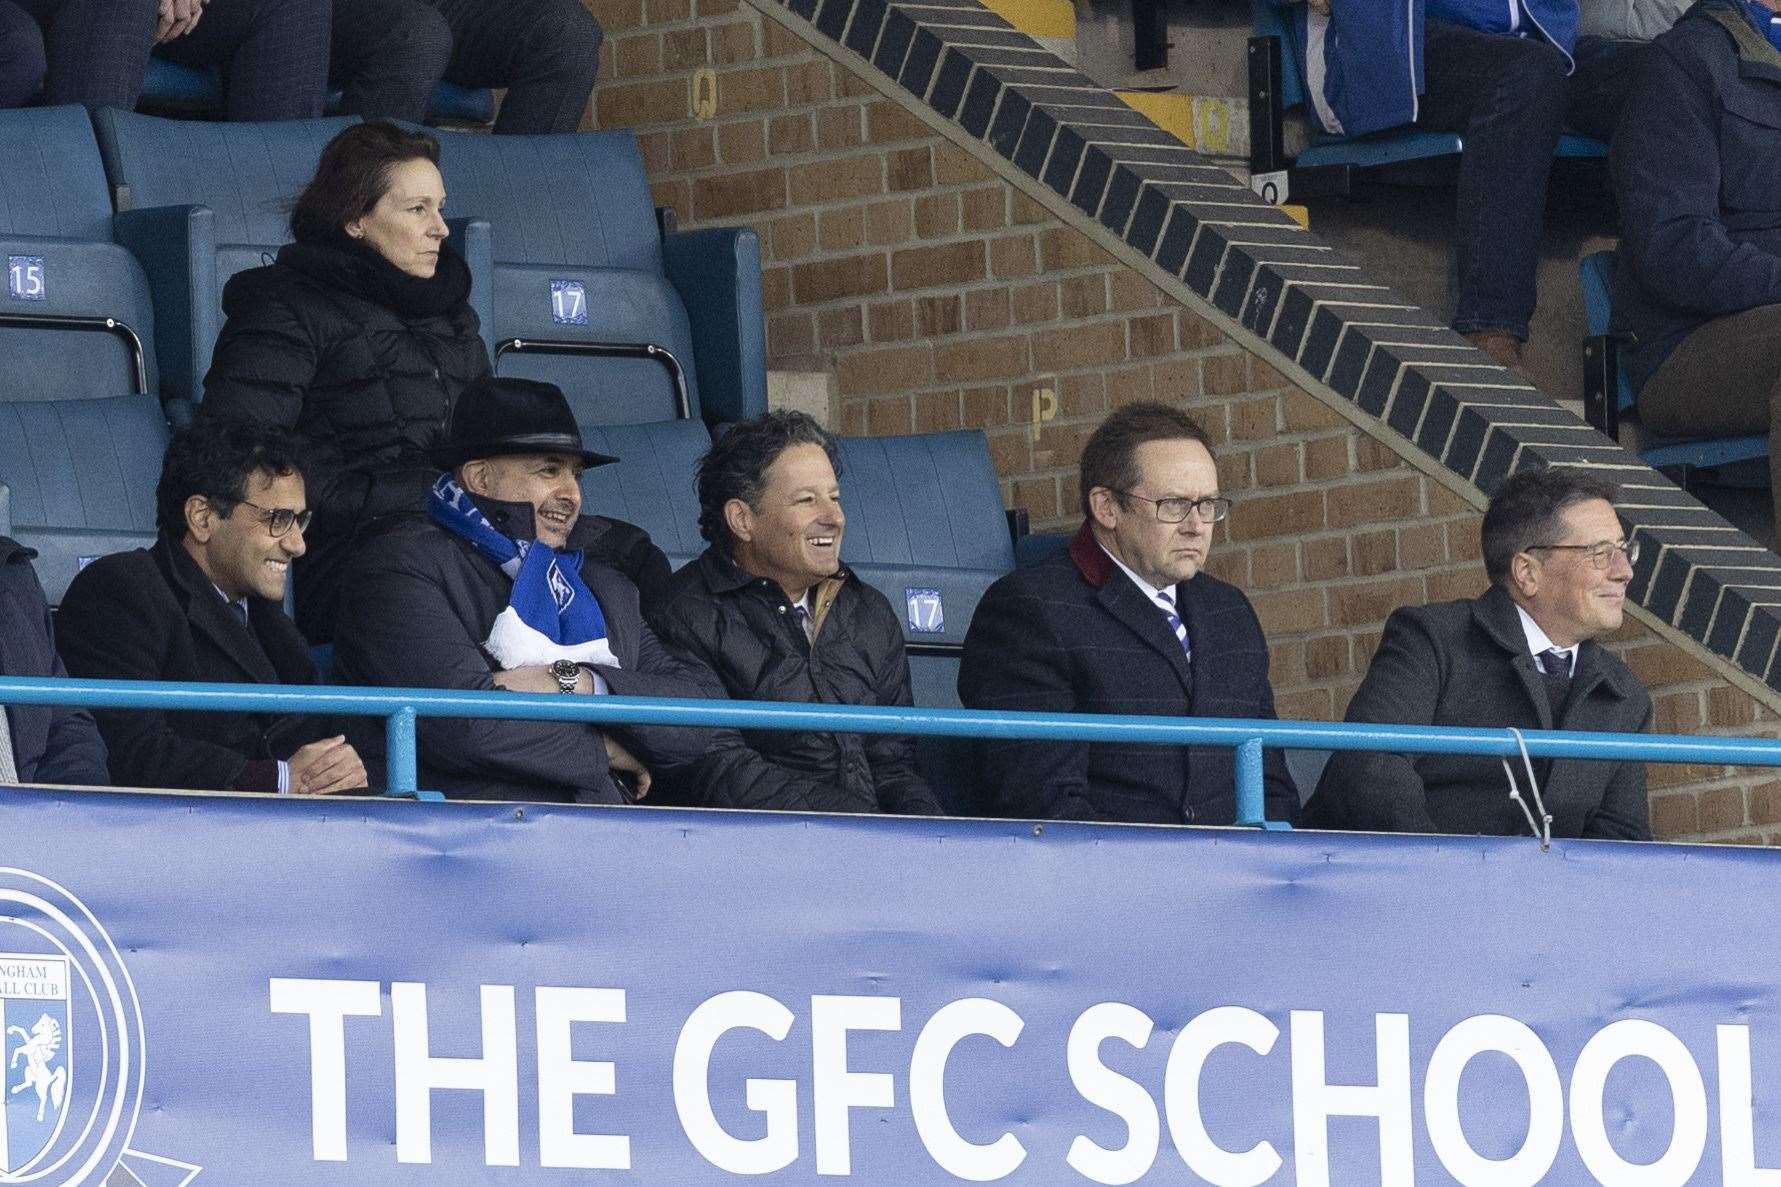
551, 659, 578, 678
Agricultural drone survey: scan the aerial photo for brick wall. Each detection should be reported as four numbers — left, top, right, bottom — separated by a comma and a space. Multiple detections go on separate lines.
579, 0, 1781, 844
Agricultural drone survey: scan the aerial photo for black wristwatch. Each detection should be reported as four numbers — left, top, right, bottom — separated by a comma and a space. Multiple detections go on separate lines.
550, 658, 581, 694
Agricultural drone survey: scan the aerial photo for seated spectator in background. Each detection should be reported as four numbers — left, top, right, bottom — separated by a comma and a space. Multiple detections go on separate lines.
1289, 0, 1648, 371
333, 377, 713, 803
1612, 0, 1781, 525
959, 402, 1298, 825
330, 0, 601, 134
1304, 467, 1650, 839
200, 121, 490, 643
57, 420, 366, 796
0, 0, 328, 117
649, 412, 943, 816
0, 537, 107, 787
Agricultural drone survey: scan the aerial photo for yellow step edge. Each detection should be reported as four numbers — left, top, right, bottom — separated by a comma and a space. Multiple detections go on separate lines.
1115, 91, 1239, 156
980, 0, 1075, 41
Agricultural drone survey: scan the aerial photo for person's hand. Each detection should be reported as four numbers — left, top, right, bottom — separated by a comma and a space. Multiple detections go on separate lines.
288, 737, 368, 795
155, 0, 205, 43
1307, 0, 1330, 14
491, 666, 563, 694
603, 734, 651, 801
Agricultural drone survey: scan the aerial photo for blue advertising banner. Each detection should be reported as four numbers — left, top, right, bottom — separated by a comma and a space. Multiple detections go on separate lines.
0, 784, 1777, 1186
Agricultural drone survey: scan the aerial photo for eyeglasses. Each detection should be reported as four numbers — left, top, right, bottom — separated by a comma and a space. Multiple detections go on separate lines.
1119, 492, 1232, 524
230, 499, 313, 539
1526, 538, 1640, 569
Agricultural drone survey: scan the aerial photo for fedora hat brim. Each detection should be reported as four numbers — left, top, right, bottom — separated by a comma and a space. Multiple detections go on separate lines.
430, 433, 619, 471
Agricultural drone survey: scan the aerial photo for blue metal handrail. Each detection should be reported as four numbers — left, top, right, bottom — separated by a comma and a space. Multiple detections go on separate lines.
0, 675, 1770, 826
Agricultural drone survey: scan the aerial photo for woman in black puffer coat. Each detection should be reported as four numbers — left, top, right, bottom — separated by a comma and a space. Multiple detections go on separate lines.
200, 121, 490, 641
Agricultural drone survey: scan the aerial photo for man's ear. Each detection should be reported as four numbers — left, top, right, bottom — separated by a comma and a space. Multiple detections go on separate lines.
458, 459, 491, 497
724, 497, 755, 545
1087, 486, 1120, 530
343, 218, 365, 240
183, 494, 216, 545
1510, 551, 1541, 599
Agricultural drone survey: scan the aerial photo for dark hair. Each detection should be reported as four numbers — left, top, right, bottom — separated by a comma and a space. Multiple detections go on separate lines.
290, 121, 441, 244
697, 411, 842, 551
1481, 466, 1621, 587
156, 418, 305, 539
1078, 401, 1215, 517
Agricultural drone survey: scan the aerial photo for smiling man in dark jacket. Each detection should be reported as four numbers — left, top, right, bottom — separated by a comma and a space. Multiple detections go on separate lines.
1611, 0, 1781, 526
649, 412, 942, 815
56, 419, 365, 795
333, 376, 715, 803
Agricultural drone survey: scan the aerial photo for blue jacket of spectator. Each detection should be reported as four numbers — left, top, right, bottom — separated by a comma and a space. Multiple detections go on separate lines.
1274, 0, 1425, 137
1276, 0, 1576, 139
1611, 0, 1781, 393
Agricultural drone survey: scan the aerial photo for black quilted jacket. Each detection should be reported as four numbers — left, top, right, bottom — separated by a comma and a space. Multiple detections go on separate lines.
200, 239, 490, 639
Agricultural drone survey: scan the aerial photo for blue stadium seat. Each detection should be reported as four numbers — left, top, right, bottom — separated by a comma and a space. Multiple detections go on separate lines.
140, 57, 497, 125
92, 110, 494, 413
428, 129, 767, 428
579, 419, 714, 569
1579, 250, 1767, 473
834, 429, 1015, 815
0, 106, 167, 603
1248, 4, 1605, 186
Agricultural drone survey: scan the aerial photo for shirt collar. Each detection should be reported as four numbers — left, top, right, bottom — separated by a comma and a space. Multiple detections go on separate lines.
210, 583, 247, 615
1514, 603, 1575, 675
1098, 544, 1174, 606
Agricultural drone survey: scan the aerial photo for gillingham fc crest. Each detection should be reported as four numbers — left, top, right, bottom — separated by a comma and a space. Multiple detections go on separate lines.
0, 868, 193, 1185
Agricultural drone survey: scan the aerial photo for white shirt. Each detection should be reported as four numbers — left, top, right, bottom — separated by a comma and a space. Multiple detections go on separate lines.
1515, 604, 1576, 677
1100, 545, 1182, 623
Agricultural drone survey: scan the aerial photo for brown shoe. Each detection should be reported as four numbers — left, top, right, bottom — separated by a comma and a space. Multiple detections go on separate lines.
1464, 330, 1526, 373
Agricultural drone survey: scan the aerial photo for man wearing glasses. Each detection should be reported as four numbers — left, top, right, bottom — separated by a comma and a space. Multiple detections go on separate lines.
56, 419, 367, 795
959, 401, 1299, 825
1305, 466, 1651, 839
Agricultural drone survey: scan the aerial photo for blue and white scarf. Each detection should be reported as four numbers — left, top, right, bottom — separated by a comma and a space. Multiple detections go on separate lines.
429, 474, 620, 671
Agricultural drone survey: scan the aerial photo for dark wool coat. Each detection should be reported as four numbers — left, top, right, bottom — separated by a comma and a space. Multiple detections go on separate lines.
1304, 585, 1652, 839
649, 547, 943, 814
957, 522, 1298, 825
200, 239, 491, 639
0, 537, 107, 786
332, 495, 714, 804
55, 536, 339, 792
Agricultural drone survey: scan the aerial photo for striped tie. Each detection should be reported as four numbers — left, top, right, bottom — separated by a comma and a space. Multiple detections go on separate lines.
1159, 590, 1192, 660
792, 603, 813, 642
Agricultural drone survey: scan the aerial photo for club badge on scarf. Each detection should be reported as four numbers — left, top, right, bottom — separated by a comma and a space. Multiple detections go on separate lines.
429, 473, 621, 670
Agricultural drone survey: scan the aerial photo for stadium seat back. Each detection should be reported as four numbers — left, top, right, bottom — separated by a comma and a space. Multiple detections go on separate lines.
430, 130, 663, 271
578, 419, 712, 568
836, 430, 1013, 647
0, 394, 166, 603
0, 106, 114, 242
432, 129, 743, 426
94, 112, 359, 245
492, 265, 700, 424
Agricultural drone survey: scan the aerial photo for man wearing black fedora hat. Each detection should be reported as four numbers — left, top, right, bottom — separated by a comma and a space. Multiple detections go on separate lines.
331, 376, 717, 803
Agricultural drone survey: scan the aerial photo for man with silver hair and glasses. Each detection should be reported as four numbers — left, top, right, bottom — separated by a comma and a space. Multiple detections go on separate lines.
1305, 466, 1651, 840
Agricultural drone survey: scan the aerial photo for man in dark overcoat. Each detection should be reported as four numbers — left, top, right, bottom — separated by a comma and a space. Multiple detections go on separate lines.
959, 401, 1298, 825
1305, 467, 1651, 839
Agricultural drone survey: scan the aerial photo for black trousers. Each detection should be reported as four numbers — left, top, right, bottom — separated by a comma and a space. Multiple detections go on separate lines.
0, 1, 45, 107
9, 0, 329, 118
331, 0, 601, 134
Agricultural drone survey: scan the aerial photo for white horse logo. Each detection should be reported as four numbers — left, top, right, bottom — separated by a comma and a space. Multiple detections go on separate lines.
8, 1014, 65, 1123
